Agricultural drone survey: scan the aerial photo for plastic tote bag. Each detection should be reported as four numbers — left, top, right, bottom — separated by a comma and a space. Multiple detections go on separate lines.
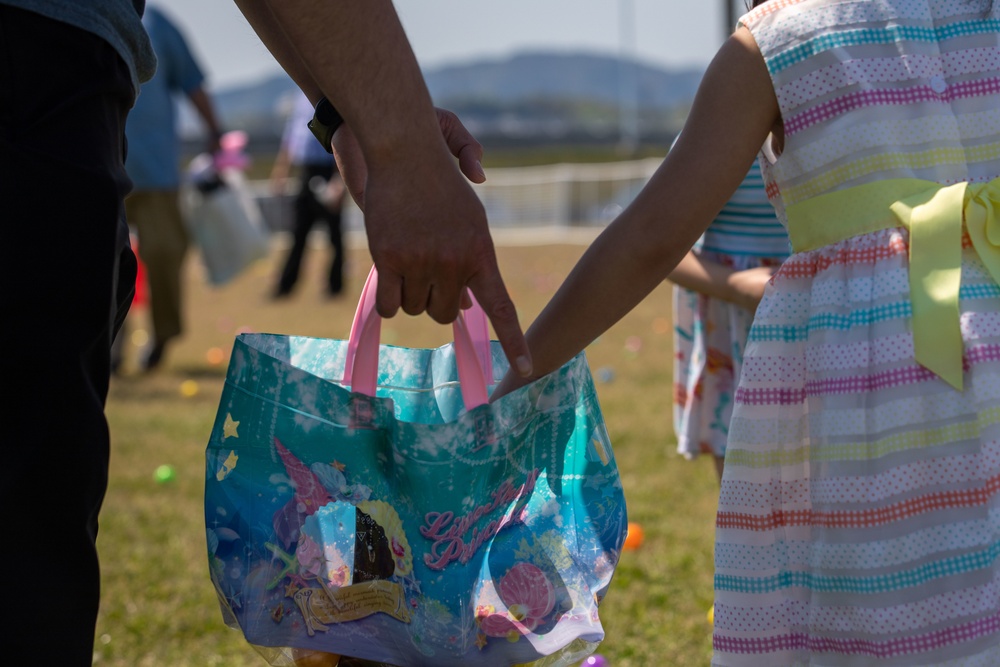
204, 267, 628, 667
183, 154, 270, 286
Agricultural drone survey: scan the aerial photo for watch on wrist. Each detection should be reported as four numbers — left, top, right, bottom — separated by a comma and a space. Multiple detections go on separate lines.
307, 96, 343, 154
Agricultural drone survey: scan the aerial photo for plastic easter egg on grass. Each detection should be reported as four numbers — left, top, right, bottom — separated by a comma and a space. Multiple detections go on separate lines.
623, 521, 644, 551
206, 347, 226, 365
597, 367, 616, 384
130, 328, 149, 347
707, 604, 715, 625
179, 380, 199, 397
154, 464, 176, 484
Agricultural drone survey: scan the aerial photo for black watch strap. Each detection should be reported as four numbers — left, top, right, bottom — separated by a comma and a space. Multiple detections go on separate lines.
307, 96, 343, 154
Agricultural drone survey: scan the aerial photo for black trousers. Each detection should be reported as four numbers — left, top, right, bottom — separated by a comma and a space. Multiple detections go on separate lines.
277, 162, 345, 295
0, 7, 137, 665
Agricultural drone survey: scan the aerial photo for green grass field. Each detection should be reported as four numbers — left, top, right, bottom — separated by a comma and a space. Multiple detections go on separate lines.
95, 235, 719, 666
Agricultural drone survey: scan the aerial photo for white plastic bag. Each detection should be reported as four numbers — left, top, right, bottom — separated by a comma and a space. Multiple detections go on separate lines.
184, 153, 270, 286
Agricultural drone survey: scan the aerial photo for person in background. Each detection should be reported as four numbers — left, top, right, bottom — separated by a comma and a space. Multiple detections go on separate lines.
0, 1, 155, 664
271, 90, 346, 300
124, 3, 223, 371
231, 0, 532, 379
667, 160, 788, 481
494, 0, 1000, 663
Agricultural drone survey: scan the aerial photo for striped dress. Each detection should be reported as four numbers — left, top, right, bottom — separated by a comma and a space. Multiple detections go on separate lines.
673, 162, 790, 460
713, 1, 1000, 665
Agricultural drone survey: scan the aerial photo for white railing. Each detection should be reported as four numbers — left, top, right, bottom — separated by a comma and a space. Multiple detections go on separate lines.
249, 157, 662, 232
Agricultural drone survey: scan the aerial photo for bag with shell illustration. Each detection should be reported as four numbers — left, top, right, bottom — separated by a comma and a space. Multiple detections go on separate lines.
204, 267, 627, 667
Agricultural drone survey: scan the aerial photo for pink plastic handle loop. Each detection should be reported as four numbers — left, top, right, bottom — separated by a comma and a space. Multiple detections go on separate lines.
343, 265, 490, 409
342, 265, 380, 390
464, 291, 494, 386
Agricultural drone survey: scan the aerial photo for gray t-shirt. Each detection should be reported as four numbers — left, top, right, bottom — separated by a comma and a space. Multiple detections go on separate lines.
1, 0, 156, 94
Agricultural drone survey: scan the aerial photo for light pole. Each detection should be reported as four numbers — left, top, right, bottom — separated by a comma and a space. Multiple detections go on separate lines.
618, 0, 639, 155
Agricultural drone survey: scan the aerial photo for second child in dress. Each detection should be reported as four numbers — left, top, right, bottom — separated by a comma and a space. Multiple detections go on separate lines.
668, 160, 788, 480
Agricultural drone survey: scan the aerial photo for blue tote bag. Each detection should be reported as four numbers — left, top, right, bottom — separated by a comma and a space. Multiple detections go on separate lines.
205, 267, 627, 666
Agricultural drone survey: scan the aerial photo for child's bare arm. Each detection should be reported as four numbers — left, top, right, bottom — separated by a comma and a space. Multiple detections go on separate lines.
668, 254, 776, 313
493, 27, 779, 399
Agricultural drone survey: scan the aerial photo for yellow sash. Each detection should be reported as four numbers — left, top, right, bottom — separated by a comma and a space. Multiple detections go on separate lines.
786, 177, 1000, 391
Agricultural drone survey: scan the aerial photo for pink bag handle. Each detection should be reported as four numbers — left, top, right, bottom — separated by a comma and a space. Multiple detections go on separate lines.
464, 291, 494, 387
343, 265, 492, 409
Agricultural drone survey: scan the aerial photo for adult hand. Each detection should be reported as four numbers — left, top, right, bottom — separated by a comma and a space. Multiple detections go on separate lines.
330, 124, 365, 206
231, 2, 531, 375
332, 108, 486, 206
331, 108, 532, 378
435, 107, 486, 184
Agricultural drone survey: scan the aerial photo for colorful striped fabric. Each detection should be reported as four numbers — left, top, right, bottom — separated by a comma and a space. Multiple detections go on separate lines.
673, 163, 789, 461
700, 162, 791, 259
713, 1, 1000, 665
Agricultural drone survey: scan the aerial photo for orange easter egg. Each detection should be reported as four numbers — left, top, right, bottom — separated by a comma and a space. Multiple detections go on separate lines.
623, 521, 644, 551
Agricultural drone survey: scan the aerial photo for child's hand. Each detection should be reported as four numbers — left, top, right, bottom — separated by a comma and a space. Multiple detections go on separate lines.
490, 369, 532, 403
726, 265, 777, 313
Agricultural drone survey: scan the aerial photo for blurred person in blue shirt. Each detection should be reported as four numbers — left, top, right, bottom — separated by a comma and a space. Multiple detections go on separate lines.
124, 4, 222, 371
270, 91, 346, 300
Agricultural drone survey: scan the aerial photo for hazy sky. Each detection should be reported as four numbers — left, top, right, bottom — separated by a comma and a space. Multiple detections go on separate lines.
157, 1, 738, 90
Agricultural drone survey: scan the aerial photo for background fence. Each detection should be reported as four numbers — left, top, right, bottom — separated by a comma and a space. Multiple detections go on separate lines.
251, 157, 662, 233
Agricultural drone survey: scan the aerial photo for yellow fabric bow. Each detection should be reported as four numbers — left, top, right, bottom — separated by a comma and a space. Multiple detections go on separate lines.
786, 177, 1000, 391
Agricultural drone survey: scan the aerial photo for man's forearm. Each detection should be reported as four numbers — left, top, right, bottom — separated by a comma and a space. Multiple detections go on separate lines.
233, 0, 443, 164
233, 0, 322, 102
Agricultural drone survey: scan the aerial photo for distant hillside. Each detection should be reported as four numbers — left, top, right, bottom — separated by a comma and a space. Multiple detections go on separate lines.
181, 50, 703, 149
425, 51, 702, 109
